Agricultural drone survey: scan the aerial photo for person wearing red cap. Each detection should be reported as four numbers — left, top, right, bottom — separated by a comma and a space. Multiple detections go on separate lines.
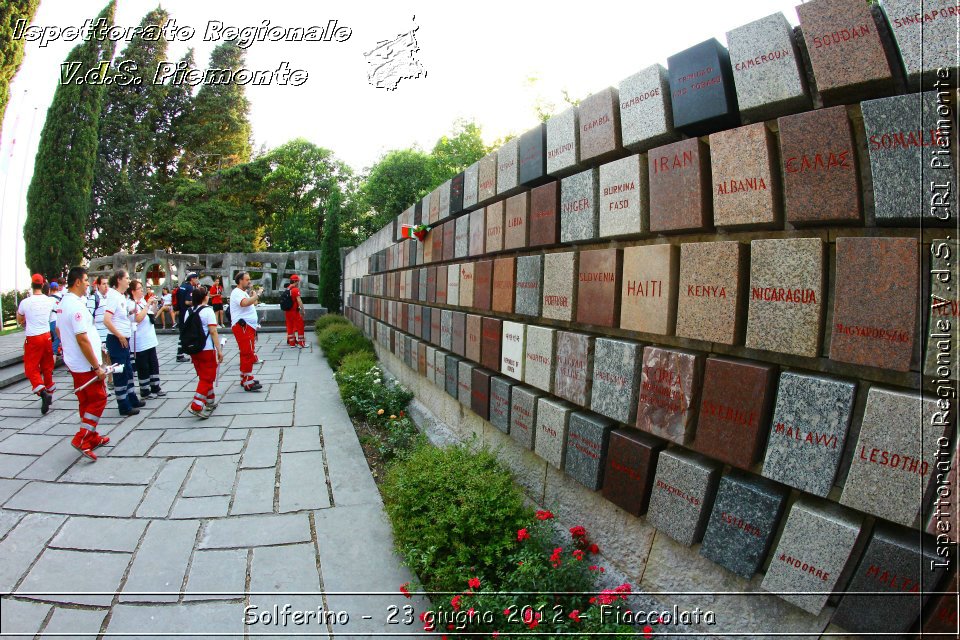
17, 274, 56, 414
283, 274, 307, 348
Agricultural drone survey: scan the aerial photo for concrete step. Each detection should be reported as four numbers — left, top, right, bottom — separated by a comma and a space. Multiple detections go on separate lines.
0, 361, 26, 389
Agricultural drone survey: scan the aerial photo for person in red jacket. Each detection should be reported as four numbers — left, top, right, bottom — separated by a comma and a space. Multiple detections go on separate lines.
284, 274, 307, 348
17, 274, 56, 414
209, 276, 225, 327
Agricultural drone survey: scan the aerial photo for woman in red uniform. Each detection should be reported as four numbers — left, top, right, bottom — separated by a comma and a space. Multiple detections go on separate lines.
209, 276, 225, 327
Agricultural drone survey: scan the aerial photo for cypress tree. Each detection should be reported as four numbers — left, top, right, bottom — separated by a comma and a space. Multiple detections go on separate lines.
0, 0, 40, 136
24, 1, 117, 277
154, 48, 196, 186
318, 185, 343, 312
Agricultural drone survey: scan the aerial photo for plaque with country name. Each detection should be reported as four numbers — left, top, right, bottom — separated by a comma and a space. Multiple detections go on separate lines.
546, 106, 580, 177
489, 376, 515, 434
590, 338, 642, 424
500, 321, 525, 381
636, 346, 704, 445
458, 360, 475, 407
599, 154, 647, 238
560, 168, 600, 243
648, 138, 712, 233
471, 368, 493, 420
646, 448, 721, 546
472, 260, 493, 312
466, 314, 481, 363
709, 122, 781, 229
541, 251, 577, 322
503, 192, 530, 250
578, 86, 623, 164
675, 241, 746, 345
576, 248, 622, 328
565, 412, 615, 490
469, 208, 485, 257
458, 263, 474, 308
446, 264, 460, 308
553, 331, 594, 407
619, 64, 678, 152
667, 38, 740, 136
450, 311, 466, 357
523, 325, 556, 393
535, 397, 574, 470
510, 386, 544, 450
464, 161, 479, 210
529, 181, 560, 247
450, 172, 465, 215
519, 123, 548, 187
485, 200, 504, 254
514, 255, 543, 317
601, 429, 666, 515
620, 244, 679, 336
497, 137, 520, 197
480, 317, 502, 372
477, 151, 498, 205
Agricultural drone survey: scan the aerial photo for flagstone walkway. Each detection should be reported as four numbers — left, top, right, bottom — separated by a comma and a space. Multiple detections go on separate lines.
0, 333, 424, 639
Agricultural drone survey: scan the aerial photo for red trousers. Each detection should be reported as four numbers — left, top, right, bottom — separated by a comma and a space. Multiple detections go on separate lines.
70, 370, 107, 429
24, 334, 55, 395
190, 350, 217, 411
232, 323, 258, 388
285, 310, 305, 344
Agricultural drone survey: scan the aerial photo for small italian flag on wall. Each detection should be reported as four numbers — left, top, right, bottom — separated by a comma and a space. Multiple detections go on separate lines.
402, 224, 431, 241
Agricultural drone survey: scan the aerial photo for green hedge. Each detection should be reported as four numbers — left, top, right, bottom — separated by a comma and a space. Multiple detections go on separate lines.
314, 313, 350, 335
318, 323, 374, 369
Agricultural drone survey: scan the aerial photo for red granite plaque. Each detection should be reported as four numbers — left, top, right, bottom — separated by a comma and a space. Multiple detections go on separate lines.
399, 302, 408, 333
481, 317, 503, 372
417, 342, 427, 376
576, 248, 623, 328
473, 260, 493, 312
426, 266, 437, 304
601, 429, 666, 516
648, 138, 712, 233
410, 268, 420, 301
431, 227, 443, 264
412, 304, 423, 339
451, 311, 466, 357
830, 237, 919, 371
466, 314, 482, 363
431, 308, 442, 347
486, 200, 505, 254
437, 266, 448, 305
471, 368, 493, 420
492, 257, 516, 314
778, 106, 861, 225
504, 192, 530, 250
443, 220, 455, 261
690, 357, 776, 470
529, 181, 560, 247
469, 208, 486, 256
579, 86, 623, 164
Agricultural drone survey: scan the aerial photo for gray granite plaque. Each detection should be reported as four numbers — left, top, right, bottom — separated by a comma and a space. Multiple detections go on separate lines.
435, 349, 446, 389
535, 397, 574, 469
546, 106, 580, 177
541, 251, 577, 321
559, 167, 600, 243
455, 215, 470, 258
646, 448, 721, 546
497, 137, 520, 196
469, 208, 485, 257
554, 331, 593, 407
524, 325, 556, 393
458, 361, 475, 407
407, 337, 418, 370
599, 154, 648, 238
880, 0, 960, 89
489, 376, 515, 434
510, 386, 543, 450
425, 346, 437, 384
515, 255, 544, 317
445, 355, 462, 398
477, 151, 498, 205
447, 264, 460, 308
464, 161, 479, 209
565, 412, 615, 490
438, 180, 451, 221
590, 338, 642, 424
418, 269, 427, 302
618, 64, 678, 151
440, 310, 452, 351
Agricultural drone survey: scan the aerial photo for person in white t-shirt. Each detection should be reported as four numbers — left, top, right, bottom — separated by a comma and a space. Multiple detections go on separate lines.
186, 286, 224, 418
159, 287, 174, 329
103, 270, 143, 416
48, 281, 64, 359
229, 271, 262, 391
16, 273, 56, 414
87, 275, 113, 389
57, 266, 109, 461
129, 281, 166, 399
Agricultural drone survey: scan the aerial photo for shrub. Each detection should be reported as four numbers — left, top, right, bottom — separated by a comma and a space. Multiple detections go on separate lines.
336, 356, 414, 423
377, 415, 423, 462
318, 323, 374, 368
383, 443, 533, 593
314, 313, 350, 335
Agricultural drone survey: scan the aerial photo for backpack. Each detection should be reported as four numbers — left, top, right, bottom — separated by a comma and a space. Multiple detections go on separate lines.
180, 305, 209, 355
279, 288, 293, 311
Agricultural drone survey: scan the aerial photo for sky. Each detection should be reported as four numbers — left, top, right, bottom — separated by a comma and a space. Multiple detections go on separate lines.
0, 0, 807, 292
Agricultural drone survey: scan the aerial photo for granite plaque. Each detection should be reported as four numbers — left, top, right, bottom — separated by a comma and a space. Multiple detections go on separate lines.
422, 192, 433, 225
675, 241, 746, 345
417, 341, 427, 376
778, 105, 861, 225
546, 106, 580, 177
830, 237, 919, 371
464, 161, 479, 209
440, 310, 452, 351
466, 314, 481, 363
881, 0, 960, 89
480, 317, 502, 372
535, 397, 574, 469
796, 0, 894, 104
529, 181, 560, 247
709, 122, 781, 228
473, 260, 493, 312
426, 266, 437, 304
471, 368, 493, 420
840, 387, 943, 527
451, 311, 466, 357
458, 263, 474, 308
455, 215, 470, 259
510, 386, 543, 450
576, 248, 622, 327
541, 251, 577, 321
601, 430, 666, 515
726, 12, 810, 121
760, 498, 863, 615
590, 338, 642, 424
648, 138, 712, 233
436, 265, 447, 305
442, 220, 455, 261
565, 412, 615, 490
690, 357, 776, 470
458, 361, 475, 406
407, 337, 418, 370
450, 172, 465, 215
485, 200, 504, 254
397, 332, 406, 363
412, 304, 423, 339
503, 192, 530, 250
524, 325, 556, 393
429, 187, 441, 224
418, 268, 427, 302
445, 355, 462, 398
430, 308, 441, 346
477, 151, 498, 205
496, 137, 520, 196
514, 255, 543, 317
430, 224, 442, 264
447, 263, 460, 307
646, 448, 721, 546
579, 86, 623, 164
699, 471, 788, 578
667, 38, 740, 136
500, 321, 525, 381
599, 154, 647, 238
434, 348, 446, 388
554, 331, 593, 407
409, 269, 419, 302
438, 180, 451, 221
519, 123, 548, 186
491, 257, 515, 314
469, 208, 485, 257
559, 168, 600, 243
922, 569, 959, 633
620, 243, 679, 336
619, 64, 678, 151
636, 346, 704, 445
745, 238, 825, 358
490, 376, 515, 433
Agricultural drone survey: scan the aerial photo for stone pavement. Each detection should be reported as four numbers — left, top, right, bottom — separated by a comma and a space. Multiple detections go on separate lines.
0, 333, 426, 638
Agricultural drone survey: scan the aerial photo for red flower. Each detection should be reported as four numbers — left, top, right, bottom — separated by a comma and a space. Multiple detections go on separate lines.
419, 612, 429, 622
451, 595, 462, 611
643, 625, 654, 638
522, 609, 542, 629
503, 608, 511, 617
399, 411, 405, 418
569, 609, 582, 622
589, 565, 599, 571
572, 549, 585, 561
517, 528, 530, 541
589, 543, 600, 554
535, 510, 554, 520
468, 576, 481, 589
399, 582, 411, 598
569, 525, 587, 539
549, 547, 563, 567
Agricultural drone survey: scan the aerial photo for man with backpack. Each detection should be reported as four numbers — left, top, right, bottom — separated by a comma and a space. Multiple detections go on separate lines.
175, 272, 199, 363
182, 286, 224, 419
282, 274, 307, 348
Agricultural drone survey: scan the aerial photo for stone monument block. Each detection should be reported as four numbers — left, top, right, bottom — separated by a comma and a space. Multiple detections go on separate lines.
862, 91, 957, 225
435, 349, 446, 388
408, 239, 418, 267
840, 387, 943, 526
699, 471, 788, 578
830, 237, 919, 371
553, 331, 593, 407
422, 192, 434, 225
477, 151, 498, 205
417, 268, 427, 302
761, 371, 857, 497
601, 430, 666, 515
421, 308, 431, 344
429, 187, 441, 224
503, 192, 530, 250
565, 412, 615, 490
726, 12, 810, 121
469, 208, 485, 257
471, 368, 493, 420
436, 265, 447, 305
529, 181, 560, 247
472, 260, 493, 312
514, 255, 543, 317
578, 86, 623, 164
497, 137, 520, 196
524, 325, 556, 393
426, 266, 437, 304
430, 224, 442, 265
880, 0, 960, 89
760, 498, 863, 615
397, 333, 406, 364
590, 338, 642, 424
500, 321, 525, 381
796, 0, 894, 104
636, 346, 704, 445
535, 397, 574, 469
416, 236, 424, 265
709, 122, 782, 228
438, 180, 451, 221
466, 314, 482, 363
921, 568, 959, 633
648, 138, 712, 233
464, 161, 479, 210
832, 523, 939, 633
455, 215, 470, 259
447, 264, 460, 307
541, 251, 577, 321
667, 38, 740, 136
450, 172, 465, 215
510, 386, 543, 450
445, 355, 462, 398
425, 345, 436, 384
546, 106, 580, 177
620, 243, 679, 335
485, 200, 504, 254
490, 376, 515, 434
451, 311, 466, 357
559, 168, 601, 243
440, 310, 452, 351
519, 123, 548, 186
442, 220, 455, 262
417, 341, 427, 376
458, 263, 474, 308
675, 241, 746, 345
492, 257, 515, 314
576, 248, 622, 327
745, 238, 826, 358
599, 154, 647, 238
458, 361, 475, 407
412, 304, 423, 339
619, 64, 678, 151
480, 317, 502, 372
646, 448, 721, 546
690, 357, 776, 470
430, 308, 441, 346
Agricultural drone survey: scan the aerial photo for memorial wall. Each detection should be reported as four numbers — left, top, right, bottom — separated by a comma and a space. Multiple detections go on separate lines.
342, 0, 959, 634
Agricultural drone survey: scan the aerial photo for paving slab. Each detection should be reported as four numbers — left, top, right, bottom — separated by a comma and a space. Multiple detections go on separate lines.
281, 426, 322, 452
105, 601, 245, 638
39, 606, 107, 637
136, 457, 194, 518
280, 450, 331, 512
182, 456, 239, 497
0, 597, 52, 635
184, 548, 248, 601
121, 519, 201, 602
18, 547, 130, 606
5, 482, 144, 517
50, 516, 147, 553
200, 512, 312, 549
231, 467, 276, 515
0, 513, 67, 592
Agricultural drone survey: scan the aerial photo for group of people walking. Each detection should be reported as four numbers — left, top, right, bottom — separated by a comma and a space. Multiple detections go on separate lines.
17, 267, 308, 462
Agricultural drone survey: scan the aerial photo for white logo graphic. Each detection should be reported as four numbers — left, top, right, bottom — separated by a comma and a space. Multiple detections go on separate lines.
364, 16, 427, 91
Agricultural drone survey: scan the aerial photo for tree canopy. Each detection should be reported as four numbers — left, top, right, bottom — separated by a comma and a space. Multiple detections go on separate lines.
0, 0, 40, 137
